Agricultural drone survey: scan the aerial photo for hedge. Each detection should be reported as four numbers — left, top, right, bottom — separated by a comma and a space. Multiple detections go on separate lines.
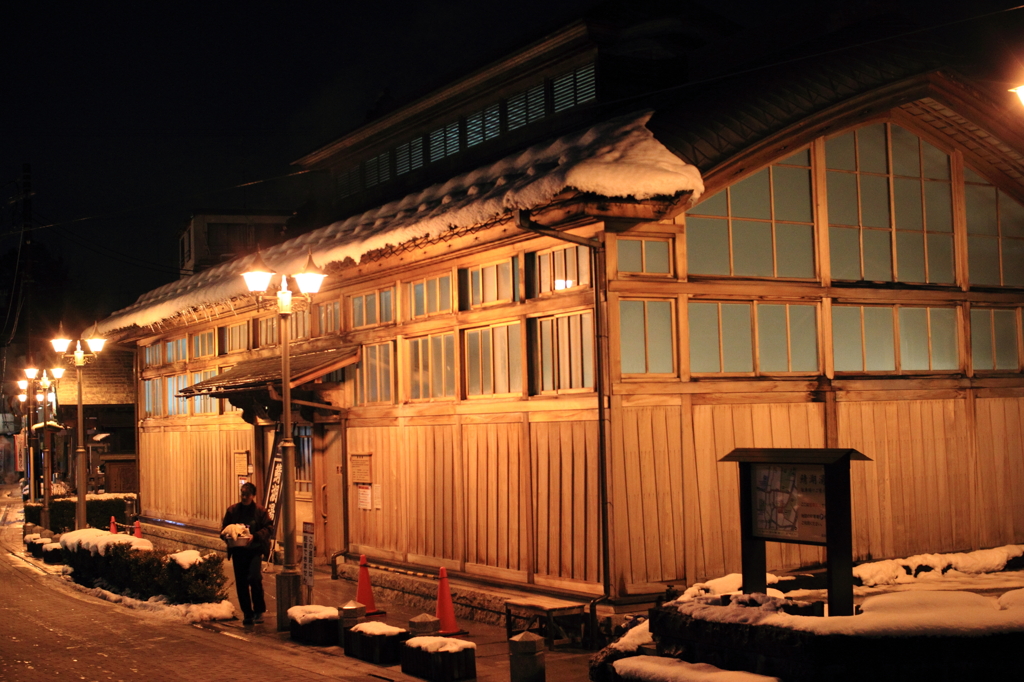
25, 495, 133, 533
67, 543, 227, 605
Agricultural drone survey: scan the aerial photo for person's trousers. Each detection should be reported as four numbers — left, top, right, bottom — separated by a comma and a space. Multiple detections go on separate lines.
231, 550, 265, 618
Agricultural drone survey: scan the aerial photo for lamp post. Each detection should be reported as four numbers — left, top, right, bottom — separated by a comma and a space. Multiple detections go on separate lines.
19, 365, 64, 530
51, 324, 105, 531
242, 250, 326, 628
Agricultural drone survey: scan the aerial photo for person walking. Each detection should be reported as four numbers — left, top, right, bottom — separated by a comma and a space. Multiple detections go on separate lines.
221, 482, 272, 625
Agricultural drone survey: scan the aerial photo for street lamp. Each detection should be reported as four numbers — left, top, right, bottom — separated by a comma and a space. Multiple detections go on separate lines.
52, 323, 105, 530
19, 365, 63, 529
241, 250, 326, 627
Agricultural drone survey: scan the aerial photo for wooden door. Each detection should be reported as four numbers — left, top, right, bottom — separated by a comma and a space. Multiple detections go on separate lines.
321, 425, 346, 562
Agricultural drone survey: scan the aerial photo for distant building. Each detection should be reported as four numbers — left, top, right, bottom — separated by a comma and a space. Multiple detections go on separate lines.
98, 3, 1024, 605
179, 211, 291, 276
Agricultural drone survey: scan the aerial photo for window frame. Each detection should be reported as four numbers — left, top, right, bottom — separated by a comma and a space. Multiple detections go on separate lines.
351, 286, 395, 329
192, 330, 216, 359
407, 274, 453, 320
616, 235, 676, 278
463, 321, 523, 398
406, 331, 457, 401
530, 309, 596, 394
464, 257, 519, 309
969, 306, 1022, 373
618, 298, 677, 377
352, 341, 394, 406
831, 303, 961, 374
531, 244, 592, 296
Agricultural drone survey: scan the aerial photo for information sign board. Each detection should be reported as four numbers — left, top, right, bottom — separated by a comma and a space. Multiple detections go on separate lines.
302, 522, 315, 589
751, 464, 826, 544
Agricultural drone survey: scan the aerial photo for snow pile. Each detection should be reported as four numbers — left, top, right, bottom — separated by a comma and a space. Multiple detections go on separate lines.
673, 590, 1024, 637
854, 545, 1024, 586
351, 621, 406, 635
405, 636, 476, 652
678, 573, 782, 602
287, 605, 339, 625
23, 533, 40, 543
80, 533, 154, 556
43, 542, 61, 551
58, 528, 109, 552
73, 583, 235, 623
97, 111, 702, 334
609, 619, 653, 653
221, 523, 249, 539
168, 549, 203, 569
58, 493, 138, 502
612, 656, 779, 681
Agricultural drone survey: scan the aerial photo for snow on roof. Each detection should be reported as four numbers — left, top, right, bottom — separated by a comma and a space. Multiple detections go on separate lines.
97, 111, 702, 335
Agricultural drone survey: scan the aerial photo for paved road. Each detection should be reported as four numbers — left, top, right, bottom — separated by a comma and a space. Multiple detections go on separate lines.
0, 488, 422, 682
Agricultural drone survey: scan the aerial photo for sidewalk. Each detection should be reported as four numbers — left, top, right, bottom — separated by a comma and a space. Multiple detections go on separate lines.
217, 558, 595, 682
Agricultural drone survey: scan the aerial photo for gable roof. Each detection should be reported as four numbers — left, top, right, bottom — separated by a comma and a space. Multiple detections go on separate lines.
96, 111, 701, 336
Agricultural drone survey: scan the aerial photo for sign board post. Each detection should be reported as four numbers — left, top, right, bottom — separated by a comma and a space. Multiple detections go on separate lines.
719, 448, 870, 617
302, 521, 315, 603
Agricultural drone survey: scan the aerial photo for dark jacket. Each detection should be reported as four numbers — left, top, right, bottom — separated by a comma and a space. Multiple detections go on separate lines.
220, 501, 273, 560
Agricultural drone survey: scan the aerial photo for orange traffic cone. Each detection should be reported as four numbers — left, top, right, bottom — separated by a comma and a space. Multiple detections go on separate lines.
109, 516, 117, 534
435, 566, 460, 635
133, 521, 142, 539
356, 555, 378, 613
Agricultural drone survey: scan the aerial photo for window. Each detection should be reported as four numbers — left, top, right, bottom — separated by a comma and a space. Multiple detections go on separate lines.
318, 300, 341, 335
258, 317, 278, 347
465, 258, 517, 308
144, 345, 163, 367
465, 322, 522, 396
295, 425, 313, 495
827, 123, 954, 284
832, 305, 958, 372
619, 300, 674, 375
533, 311, 594, 392
965, 168, 1024, 286
354, 342, 393, 405
352, 288, 395, 328
336, 165, 361, 200
165, 338, 186, 363
534, 244, 591, 294
408, 332, 456, 399
688, 149, 814, 278
507, 84, 546, 131
552, 62, 597, 113
290, 308, 310, 340
408, 275, 452, 318
971, 308, 1020, 371
364, 151, 391, 188
143, 379, 162, 417
165, 375, 189, 416
192, 330, 215, 358
191, 370, 218, 414
222, 323, 249, 353
689, 302, 818, 374
617, 237, 673, 276
466, 104, 501, 147
429, 121, 461, 162
395, 138, 424, 176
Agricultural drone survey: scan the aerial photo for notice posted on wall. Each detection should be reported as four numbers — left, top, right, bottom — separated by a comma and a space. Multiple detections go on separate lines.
356, 484, 372, 510
752, 464, 826, 544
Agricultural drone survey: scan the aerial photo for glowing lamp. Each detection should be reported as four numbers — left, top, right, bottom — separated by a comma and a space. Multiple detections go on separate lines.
1012, 85, 1024, 107
17, 380, 28, 391
51, 324, 73, 353
51, 367, 65, 380
35, 392, 44, 403
277, 276, 293, 314
292, 251, 326, 295
242, 250, 275, 293
86, 337, 106, 353
17, 394, 26, 403
25, 367, 38, 379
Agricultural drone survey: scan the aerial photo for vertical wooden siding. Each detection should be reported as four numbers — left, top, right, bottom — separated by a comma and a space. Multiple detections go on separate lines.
688, 403, 827, 582
139, 424, 253, 529
973, 398, 1024, 548
464, 422, 528, 573
838, 399, 974, 560
530, 420, 601, 583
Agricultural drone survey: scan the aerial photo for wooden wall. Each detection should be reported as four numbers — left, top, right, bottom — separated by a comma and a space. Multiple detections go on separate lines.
139, 420, 253, 529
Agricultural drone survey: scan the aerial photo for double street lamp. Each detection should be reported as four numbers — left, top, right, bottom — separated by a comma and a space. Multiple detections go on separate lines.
241, 250, 326, 626
51, 325, 105, 531
18, 365, 64, 529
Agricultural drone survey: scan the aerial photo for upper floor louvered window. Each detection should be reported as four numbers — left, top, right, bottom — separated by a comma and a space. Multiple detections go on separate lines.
395, 138, 424, 176
336, 166, 361, 200
553, 63, 597, 113
364, 151, 391, 188
466, 103, 501, 148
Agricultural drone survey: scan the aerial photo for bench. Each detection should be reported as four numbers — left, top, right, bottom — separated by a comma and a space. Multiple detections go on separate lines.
504, 596, 587, 649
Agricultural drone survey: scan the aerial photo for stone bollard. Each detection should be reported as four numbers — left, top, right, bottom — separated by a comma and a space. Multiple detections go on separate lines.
409, 613, 441, 636
23, 523, 37, 537
339, 600, 366, 648
509, 631, 545, 682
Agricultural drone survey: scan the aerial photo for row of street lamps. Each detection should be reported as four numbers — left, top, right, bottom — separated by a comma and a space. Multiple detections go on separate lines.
16, 327, 104, 531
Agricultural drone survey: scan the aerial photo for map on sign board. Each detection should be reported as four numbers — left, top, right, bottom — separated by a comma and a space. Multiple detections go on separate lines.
752, 464, 826, 544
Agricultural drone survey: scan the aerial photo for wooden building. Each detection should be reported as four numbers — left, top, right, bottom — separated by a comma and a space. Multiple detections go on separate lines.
97, 6, 1024, 601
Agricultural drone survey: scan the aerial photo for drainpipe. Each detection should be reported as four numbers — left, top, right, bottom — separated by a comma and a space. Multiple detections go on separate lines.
513, 210, 612, 603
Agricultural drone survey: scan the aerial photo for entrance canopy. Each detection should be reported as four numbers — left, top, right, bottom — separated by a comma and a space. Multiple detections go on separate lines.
179, 346, 359, 398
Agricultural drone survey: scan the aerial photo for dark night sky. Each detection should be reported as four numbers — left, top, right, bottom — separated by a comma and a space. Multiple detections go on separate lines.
2, 0, 1020, 330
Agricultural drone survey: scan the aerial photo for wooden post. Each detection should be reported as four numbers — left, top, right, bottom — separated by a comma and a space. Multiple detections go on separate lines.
737, 462, 766, 595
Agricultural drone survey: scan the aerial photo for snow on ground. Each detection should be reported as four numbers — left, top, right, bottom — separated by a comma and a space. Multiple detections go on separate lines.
679, 573, 783, 602
286, 604, 339, 625
168, 549, 203, 569
854, 545, 1024, 586
351, 620, 406, 635
79, 533, 153, 556
66, 582, 235, 623
405, 636, 476, 652
609, 619, 654, 653
613, 656, 779, 682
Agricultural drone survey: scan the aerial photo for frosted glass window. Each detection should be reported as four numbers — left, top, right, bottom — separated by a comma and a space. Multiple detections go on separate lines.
899, 308, 929, 370
466, 259, 517, 308
827, 123, 953, 284
789, 305, 819, 371
832, 307, 864, 372
972, 309, 1020, 371
686, 150, 814, 279
533, 311, 594, 392
619, 300, 674, 374
690, 301, 816, 375
864, 307, 895, 371
688, 302, 721, 372
618, 237, 672, 275
965, 172, 1024, 286
929, 308, 958, 370
721, 304, 753, 372
534, 245, 590, 294
835, 305, 957, 373
757, 305, 789, 372
356, 343, 392, 405
408, 333, 455, 400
